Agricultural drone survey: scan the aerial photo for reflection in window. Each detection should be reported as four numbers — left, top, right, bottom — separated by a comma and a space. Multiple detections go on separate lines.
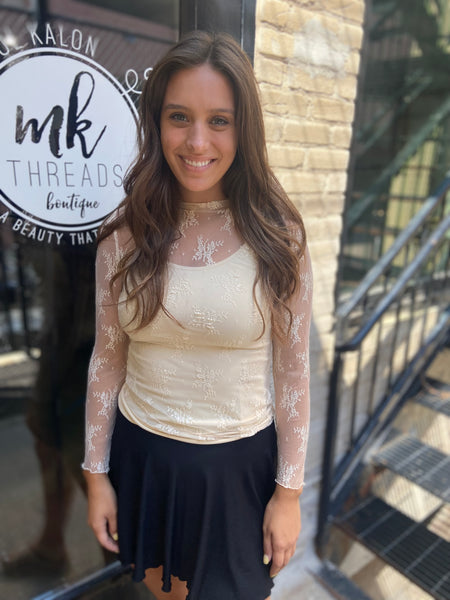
0, 1, 178, 598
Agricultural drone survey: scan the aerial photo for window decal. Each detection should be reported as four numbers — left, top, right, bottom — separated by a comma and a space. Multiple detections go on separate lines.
0, 32, 138, 246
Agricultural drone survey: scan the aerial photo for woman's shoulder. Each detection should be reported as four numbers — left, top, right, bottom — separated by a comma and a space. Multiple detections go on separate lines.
98, 208, 134, 255
282, 217, 306, 246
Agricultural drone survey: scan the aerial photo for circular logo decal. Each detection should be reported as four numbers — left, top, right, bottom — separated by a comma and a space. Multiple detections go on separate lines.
0, 48, 138, 233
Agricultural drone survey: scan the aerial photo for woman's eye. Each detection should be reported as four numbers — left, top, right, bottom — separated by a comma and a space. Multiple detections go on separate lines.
211, 116, 229, 127
170, 113, 188, 123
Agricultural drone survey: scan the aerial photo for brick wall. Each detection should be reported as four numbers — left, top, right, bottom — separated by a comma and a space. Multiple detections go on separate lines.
253, 2, 366, 592
254, 0, 365, 483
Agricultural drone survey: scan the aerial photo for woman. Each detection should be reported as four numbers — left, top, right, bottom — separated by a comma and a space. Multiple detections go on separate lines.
83, 30, 312, 600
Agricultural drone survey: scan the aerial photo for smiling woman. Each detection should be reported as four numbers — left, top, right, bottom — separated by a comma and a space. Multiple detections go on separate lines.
82, 30, 312, 600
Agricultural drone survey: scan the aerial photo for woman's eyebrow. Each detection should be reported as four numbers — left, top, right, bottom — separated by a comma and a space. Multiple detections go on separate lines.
163, 103, 234, 114
163, 103, 187, 111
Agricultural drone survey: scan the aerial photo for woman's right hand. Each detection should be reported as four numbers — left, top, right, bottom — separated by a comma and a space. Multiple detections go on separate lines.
84, 472, 120, 554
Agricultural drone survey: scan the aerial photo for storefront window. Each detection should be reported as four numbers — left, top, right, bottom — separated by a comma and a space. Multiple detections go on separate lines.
0, 1, 177, 597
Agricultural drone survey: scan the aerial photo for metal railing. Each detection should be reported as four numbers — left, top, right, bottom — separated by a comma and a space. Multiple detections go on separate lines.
340, 0, 450, 293
32, 562, 131, 600
316, 177, 450, 552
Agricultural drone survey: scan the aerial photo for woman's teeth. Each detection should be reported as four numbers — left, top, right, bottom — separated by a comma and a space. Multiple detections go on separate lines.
183, 158, 212, 167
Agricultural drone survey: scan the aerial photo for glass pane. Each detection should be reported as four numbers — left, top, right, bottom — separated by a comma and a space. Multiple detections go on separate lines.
0, 1, 178, 597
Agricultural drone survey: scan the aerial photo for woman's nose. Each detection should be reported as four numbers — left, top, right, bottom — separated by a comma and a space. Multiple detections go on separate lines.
186, 122, 209, 153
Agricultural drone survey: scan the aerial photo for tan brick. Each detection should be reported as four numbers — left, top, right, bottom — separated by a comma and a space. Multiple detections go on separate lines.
293, 12, 362, 54
257, 26, 294, 60
311, 288, 336, 315
315, 11, 344, 38
331, 124, 353, 148
267, 144, 306, 168
310, 331, 336, 355
307, 215, 342, 239
289, 193, 325, 210
259, 4, 318, 34
290, 193, 344, 219
312, 313, 335, 336
287, 91, 310, 118
290, 14, 354, 80
259, 85, 293, 115
346, 49, 362, 75
283, 120, 331, 145
292, 6, 321, 31
327, 172, 348, 193
310, 96, 355, 123
341, 21, 364, 50
255, 55, 285, 86
277, 170, 327, 194
309, 237, 340, 259
263, 116, 283, 142
335, 74, 359, 101
287, 67, 335, 95
297, 193, 345, 217
258, 0, 293, 29
307, 147, 350, 170
325, 0, 366, 24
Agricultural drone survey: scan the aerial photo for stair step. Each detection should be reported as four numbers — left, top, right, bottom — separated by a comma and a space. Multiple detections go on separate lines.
315, 560, 373, 600
335, 496, 450, 600
414, 389, 450, 417
372, 434, 450, 502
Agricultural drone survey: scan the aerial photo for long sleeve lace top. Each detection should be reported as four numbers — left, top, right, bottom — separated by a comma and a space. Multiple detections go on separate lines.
82, 199, 312, 489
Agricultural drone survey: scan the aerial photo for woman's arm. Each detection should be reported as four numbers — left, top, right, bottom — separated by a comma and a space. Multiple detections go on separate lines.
263, 244, 313, 576
82, 230, 129, 552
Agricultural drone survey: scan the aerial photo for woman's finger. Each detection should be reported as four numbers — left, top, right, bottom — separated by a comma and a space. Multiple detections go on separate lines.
270, 545, 297, 578
262, 527, 272, 565
92, 517, 119, 553
107, 512, 119, 546
269, 548, 285, 577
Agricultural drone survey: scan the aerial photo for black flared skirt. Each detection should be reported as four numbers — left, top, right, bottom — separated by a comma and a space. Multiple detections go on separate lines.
109, 410, 277, 600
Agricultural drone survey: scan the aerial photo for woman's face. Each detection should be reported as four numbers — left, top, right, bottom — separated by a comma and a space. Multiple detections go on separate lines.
160, 64, 237, 203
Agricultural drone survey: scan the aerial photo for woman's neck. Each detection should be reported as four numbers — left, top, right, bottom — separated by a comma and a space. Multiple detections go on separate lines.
179, 185, 227, 205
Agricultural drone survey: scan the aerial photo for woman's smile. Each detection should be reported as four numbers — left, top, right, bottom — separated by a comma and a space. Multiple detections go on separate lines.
181, 157, 215, 169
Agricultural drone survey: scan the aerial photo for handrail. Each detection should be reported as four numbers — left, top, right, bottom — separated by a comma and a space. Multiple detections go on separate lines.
317, 305, 450, 552
331, 306, 450, 497
338, 212, 450, 352
32, 562, 131, 600
346, 96, 450, 228
356, 73, 432, 155
337, 177, 450, 323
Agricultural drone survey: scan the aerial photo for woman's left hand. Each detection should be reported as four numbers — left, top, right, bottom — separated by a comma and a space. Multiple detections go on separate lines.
262, 484, 302, 578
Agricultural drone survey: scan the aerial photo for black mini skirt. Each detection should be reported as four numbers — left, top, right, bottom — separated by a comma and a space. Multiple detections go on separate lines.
109, 410, 277, 600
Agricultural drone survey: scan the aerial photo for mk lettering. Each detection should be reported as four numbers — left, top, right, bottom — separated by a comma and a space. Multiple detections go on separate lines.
15, 71, 107, 158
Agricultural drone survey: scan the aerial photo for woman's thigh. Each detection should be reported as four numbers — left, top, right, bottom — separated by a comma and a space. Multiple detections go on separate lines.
143, 567, 272, 600
143, 566, 188, 600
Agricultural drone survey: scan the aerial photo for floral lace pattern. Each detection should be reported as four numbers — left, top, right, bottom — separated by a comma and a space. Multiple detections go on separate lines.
83, 199, 312, 490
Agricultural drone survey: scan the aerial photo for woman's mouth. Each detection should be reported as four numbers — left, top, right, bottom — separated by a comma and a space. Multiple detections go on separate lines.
182, 157, 214, 168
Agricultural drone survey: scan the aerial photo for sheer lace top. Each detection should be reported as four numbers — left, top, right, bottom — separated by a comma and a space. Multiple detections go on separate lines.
82, 199, 312, 490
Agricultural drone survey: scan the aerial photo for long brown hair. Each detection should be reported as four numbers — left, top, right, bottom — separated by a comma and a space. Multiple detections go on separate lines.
100, 30, 306, 339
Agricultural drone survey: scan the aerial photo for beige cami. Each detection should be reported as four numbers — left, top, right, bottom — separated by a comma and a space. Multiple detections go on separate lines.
82, 199, 312, 490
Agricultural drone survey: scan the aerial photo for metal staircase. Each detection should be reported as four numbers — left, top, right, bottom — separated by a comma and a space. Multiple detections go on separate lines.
316, 2, 450, 594
326, 354, 450, 600
316, 175, 450, 598
340, 0, 450, 294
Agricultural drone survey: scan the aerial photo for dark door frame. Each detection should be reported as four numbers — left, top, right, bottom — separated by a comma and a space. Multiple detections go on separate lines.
180, 0, 257, 62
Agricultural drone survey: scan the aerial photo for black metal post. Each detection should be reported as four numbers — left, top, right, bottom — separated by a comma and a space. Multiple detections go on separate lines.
316, 351, 343, 554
